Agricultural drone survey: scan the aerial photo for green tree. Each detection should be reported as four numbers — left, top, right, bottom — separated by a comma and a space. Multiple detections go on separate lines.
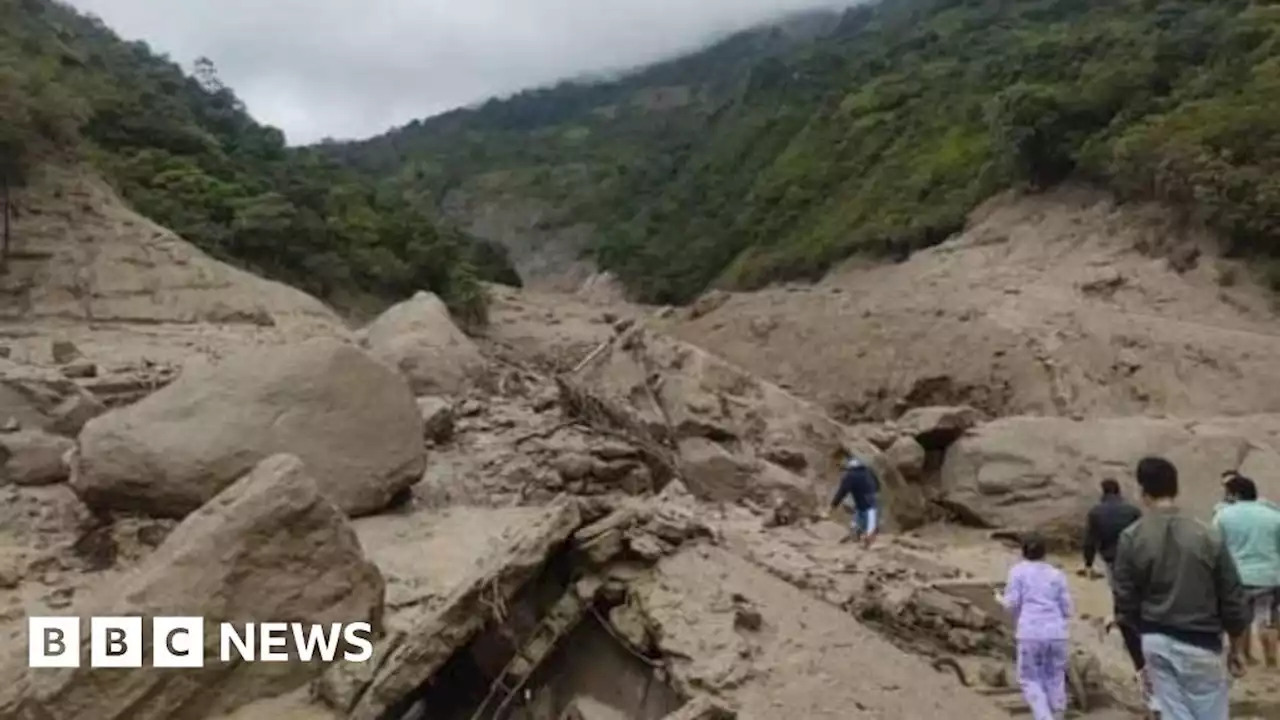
986, 84, 1079, 190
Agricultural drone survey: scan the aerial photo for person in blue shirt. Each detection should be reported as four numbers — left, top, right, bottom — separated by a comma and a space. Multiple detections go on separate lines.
825, 454, 880, 547
1214, 474, 1280, 669
1216, 469, 1280, 515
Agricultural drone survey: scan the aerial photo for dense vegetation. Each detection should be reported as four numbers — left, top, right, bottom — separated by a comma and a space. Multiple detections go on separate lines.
0, 0, 517, 323
336, 0, 1280, 304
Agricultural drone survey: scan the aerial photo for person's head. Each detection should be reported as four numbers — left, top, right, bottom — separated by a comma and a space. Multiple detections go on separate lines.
1221, 469, 1241, 502
1100, 479, 1121, 498
1135, 456, 1178, 505
1020, 533, 1047, 561
1224, 475, 1258, 503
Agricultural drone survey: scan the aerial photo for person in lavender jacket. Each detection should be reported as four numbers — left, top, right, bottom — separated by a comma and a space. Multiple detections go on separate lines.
996, 533, 1074, 720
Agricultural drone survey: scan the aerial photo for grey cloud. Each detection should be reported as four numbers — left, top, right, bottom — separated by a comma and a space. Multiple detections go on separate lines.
65, 0, 854, 144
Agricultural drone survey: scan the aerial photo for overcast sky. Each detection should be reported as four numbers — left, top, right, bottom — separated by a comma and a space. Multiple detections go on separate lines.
64, 0, 854, 145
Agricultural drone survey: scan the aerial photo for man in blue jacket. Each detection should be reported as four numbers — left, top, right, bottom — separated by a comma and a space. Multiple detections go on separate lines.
826, 454, 881, 547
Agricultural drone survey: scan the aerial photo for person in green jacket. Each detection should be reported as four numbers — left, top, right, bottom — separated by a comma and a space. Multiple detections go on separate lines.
1214, 474, 1280, 669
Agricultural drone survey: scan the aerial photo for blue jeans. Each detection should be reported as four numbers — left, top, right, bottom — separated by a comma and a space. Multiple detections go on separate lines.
852, 506, 878, 536
1142, 633, 1229, 720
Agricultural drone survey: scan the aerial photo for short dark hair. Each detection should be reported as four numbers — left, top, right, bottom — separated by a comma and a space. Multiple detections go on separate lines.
1136, 456, 1179, 499
1221, 469, 1240, 483
1021, 533, 1047, 561
1100, 479, 1121, 496
1226, 475, 1259, 501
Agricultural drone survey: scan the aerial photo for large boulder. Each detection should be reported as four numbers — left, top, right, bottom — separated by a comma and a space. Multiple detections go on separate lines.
0, 430, 74, 486
0, 454, 385, 720
73, 338, 425, 519
362, 291, 488, 396
939, 415, 1280, 537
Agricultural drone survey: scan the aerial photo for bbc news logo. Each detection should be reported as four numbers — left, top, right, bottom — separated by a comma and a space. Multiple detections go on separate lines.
28, 617, 374, 668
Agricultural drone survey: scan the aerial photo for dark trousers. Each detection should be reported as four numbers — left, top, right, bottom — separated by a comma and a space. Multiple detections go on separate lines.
1105, 560, 1145, 671
1118, 621, 1144, 671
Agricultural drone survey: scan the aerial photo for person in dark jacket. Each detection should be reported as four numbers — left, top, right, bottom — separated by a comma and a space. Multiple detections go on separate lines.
1082, 479, 1150, 714
1112, 456, 1250, 719
826, 454, 880, 547
1083, 479, 1143, 580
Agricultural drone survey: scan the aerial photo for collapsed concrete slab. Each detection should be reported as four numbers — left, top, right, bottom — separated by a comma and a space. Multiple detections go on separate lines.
314, 482, 717, 720
323, 500, 583, 720
351, 505, 580, 628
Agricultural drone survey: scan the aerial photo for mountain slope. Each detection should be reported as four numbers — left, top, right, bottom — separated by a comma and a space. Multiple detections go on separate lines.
0, 0, 517, 323
321, 8, 845, 291
332, 0, 1280, 304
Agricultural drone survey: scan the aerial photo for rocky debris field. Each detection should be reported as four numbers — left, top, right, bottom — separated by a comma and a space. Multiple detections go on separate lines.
3, 178, 1280, 719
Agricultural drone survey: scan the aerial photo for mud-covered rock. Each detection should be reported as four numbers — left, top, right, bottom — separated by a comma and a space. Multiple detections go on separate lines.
50, 340, 82, 365
74, 337, 426, 519
363, 291, 488, 396
688, 290, 731, 320
416, 396, 455, 444
939, 415, 1280, 532
0, 430, 74, 486
885, 436, 927, 481
0, 454, 385, 720
0, 358, 106, 437
608, 601, 650, 649
676, 437, 815, 512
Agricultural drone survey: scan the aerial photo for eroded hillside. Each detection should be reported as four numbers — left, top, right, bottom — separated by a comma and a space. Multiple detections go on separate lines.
672, 187, 1280, 422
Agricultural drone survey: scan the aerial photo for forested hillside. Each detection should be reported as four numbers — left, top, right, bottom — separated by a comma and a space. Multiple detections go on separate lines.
335, 0, 1280, 305
0, 0, 517, 323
